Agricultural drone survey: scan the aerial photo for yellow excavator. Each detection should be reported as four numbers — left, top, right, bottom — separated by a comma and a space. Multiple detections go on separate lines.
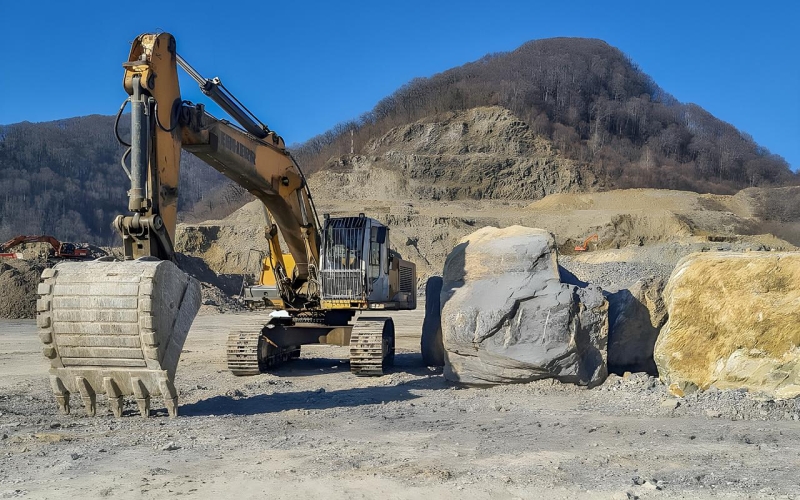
36, 33, 416, 418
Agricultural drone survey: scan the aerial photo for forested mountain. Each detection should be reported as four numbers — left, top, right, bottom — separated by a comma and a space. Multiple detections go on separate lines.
0, 116, 228, 243
294, 38, 795, 193
1, 37, 795, 243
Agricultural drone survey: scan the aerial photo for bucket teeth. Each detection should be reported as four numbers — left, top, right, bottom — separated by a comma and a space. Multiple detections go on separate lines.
104, 377, 124, 418
76, 376, 96, 416
159, 378, 179, 418
36, 260, 201, 418
132, 377, 151, 418
50, 376, 70, 415
136, 397, 151, 418
56, 394, 70, 415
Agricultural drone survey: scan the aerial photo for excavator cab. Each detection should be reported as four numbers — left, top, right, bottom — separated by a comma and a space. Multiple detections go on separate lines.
320, 214, 415, 310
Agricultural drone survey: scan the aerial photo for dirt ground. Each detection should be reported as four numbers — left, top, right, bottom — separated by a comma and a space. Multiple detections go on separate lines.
1, 309, 799, 500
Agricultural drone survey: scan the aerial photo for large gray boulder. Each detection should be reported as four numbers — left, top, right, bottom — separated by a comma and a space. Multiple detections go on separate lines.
441, 226, 608, 386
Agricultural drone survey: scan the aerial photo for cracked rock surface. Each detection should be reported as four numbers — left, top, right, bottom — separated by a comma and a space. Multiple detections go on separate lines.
440, 226, 608, 386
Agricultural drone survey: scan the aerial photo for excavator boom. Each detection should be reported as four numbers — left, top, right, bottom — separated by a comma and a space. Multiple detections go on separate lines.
36, 32, 324, 418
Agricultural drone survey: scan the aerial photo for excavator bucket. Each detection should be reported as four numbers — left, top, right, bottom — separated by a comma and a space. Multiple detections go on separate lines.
37, 260, 201, 418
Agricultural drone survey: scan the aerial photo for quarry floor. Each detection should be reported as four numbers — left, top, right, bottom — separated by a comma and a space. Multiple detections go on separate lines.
1, 310, 799, 499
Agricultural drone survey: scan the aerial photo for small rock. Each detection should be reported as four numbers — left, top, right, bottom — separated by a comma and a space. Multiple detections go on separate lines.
660, 399, 680, 409
49, 422, 61, 429
705, 409, 722, 418
632, 476, 645, 486
643, 480, 661, 490
161, 442, 180, 451
70, 453, 81, 460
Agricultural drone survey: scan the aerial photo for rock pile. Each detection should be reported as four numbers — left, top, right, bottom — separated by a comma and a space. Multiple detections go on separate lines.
438, 226, 608, 386
0, 259, 46, 319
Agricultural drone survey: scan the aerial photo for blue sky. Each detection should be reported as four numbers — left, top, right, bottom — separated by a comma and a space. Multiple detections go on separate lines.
1, 0, 797, 168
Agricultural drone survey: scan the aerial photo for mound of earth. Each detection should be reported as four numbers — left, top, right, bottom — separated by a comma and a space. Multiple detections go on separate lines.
176, 183, 798, 299
0, 259, 47, 319
176, 201, 271, 276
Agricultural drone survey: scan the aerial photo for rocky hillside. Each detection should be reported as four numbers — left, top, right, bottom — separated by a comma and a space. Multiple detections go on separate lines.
296, 38, 796, 195
312, 107, 599, 201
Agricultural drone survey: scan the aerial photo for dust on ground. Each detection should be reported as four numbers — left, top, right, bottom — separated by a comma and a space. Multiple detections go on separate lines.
1, 310, 799, 499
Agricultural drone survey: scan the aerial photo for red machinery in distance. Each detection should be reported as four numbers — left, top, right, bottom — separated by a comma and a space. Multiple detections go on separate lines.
0, 235, 91, 259
574, 234, 599, 252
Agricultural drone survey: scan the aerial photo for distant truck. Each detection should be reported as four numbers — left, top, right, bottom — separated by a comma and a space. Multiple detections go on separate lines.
0, 235, 92, 260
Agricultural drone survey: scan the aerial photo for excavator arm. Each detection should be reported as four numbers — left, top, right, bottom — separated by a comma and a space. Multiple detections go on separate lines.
179, 106, 321, 305
36, 32, 321, 419
115, 33, 320, 305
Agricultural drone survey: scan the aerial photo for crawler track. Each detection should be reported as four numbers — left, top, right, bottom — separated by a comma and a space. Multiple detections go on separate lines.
226, 329, 300, 376
226, 330, 263, 376
349, 317, 394, 376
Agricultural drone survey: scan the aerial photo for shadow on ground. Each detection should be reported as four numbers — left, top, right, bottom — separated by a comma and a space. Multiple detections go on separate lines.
265, 352, 436, 378
180, 352, 446, 417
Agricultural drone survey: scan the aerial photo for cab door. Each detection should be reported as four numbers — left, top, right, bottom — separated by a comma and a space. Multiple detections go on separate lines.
366, 224, 389, 301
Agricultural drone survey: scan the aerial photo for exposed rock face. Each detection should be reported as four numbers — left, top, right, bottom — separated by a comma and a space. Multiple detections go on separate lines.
421, 276, 445, 366
312, 107, 598, 202
440, 226, 608, 386
654, 252, 800, 399
607, 276, 667, 374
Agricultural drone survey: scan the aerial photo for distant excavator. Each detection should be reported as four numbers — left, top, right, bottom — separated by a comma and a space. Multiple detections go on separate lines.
36, 33, 416, 419
0, 235, 92, 259
574, 234, 598, 252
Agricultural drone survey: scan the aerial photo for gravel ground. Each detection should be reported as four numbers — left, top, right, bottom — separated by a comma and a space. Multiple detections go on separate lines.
1, 310, 799, 499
